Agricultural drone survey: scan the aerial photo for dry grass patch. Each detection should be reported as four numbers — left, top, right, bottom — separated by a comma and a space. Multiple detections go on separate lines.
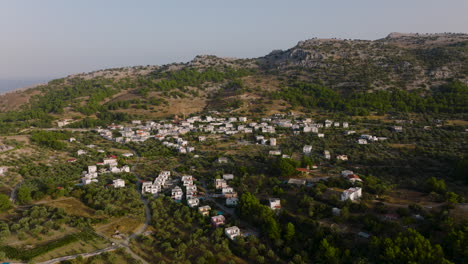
32, 237, 109, 262
389, 143, 416, 149
40, 197, 97, 218
94, 216, 144, 237
446, 120, 468, 126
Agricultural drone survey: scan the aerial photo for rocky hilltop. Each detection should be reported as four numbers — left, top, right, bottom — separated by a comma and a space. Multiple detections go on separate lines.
0, 33, 466, 122
259, 33, 467, 90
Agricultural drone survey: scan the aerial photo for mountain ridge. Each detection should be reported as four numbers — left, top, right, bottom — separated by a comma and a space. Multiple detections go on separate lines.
0, 32, 466, 125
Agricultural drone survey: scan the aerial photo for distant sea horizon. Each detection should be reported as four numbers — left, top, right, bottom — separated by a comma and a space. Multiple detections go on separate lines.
0, 79, 51, 95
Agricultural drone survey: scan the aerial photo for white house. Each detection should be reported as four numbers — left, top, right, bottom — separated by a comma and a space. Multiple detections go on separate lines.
318, 133, 325, 138
142, 181, 160, 194
341, 170, 354, 177
186, 184, 197, 193
198, 205, 211, 216
340, 187, 362, 201
225, 226, 241, 240
269, 198, 281, 210
269, 150, 282, 156
217, 157, 228, 164
182, 175, 194, 185
110, 167, 122, 174
392, 126, 403, 133
303, 145, 313, 154
211, 215, 225, 227
358, 139, 368, 145
337, 155, 348, 161
77, 150, 87, 156
113, 179, 125, 188
223, 174, 234, 180
215, 179, 228, 189
187, 198, 200, 208
269, 138, 277, 146
82, 177, 98, 185
288, 178, 306, 186
324, 150, 331, 160
88, 165, 97, 173
121, 165, 131, 173
222, 187, 234, 195
226, 197, 239, 206
103, 157, 118, 166
172, 186, 183, 200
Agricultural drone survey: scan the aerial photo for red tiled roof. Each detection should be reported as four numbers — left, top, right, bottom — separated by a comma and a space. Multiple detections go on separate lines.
296, 168, 310, 172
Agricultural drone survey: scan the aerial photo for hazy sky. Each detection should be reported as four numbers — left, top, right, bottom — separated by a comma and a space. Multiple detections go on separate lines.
1, 0, 467, 80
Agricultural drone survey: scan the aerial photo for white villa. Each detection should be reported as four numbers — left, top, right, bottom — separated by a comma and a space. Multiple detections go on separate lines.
172, 186, 183, 200
340, 187, 362, 201
215, 179, 228, 189
187, 198, 200, 208
303, 145, 313, 154
269, 198, 281, 210
222, 174, 234, 180
225, 226, 241, 240
198, 205, 211, 216
113, 179, 125, 188
226, 197, 239, 206
337, 155, 348, 161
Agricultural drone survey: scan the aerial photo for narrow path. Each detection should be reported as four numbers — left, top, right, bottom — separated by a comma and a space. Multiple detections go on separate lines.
9, 179, 24, 203
36, 245, 120, 264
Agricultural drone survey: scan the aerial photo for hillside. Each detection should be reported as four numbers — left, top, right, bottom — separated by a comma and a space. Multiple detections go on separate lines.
0, 33, 467, 131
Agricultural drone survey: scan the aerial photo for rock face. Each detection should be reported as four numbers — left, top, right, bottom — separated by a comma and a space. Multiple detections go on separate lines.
258, 33, 468, 90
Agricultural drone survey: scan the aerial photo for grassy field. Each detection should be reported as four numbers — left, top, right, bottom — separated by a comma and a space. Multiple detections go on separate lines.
41, 197, 98, 218
1, 230, 106, 262
445, 119, 468, 126
388, 143, 417, 149
32, 233, 109, 262
94, 216, 144, 237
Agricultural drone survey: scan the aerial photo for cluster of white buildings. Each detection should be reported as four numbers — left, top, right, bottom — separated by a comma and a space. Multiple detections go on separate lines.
96, 115, 354, 147
182, 175, 200, 208
170, 175, 200, 208
81, 155, 129, 186
142, 171, 171, 195
358, 134, 388, 145
162, 137, 195, 154
255, 136, 276, 146
214, 174, 239, 206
